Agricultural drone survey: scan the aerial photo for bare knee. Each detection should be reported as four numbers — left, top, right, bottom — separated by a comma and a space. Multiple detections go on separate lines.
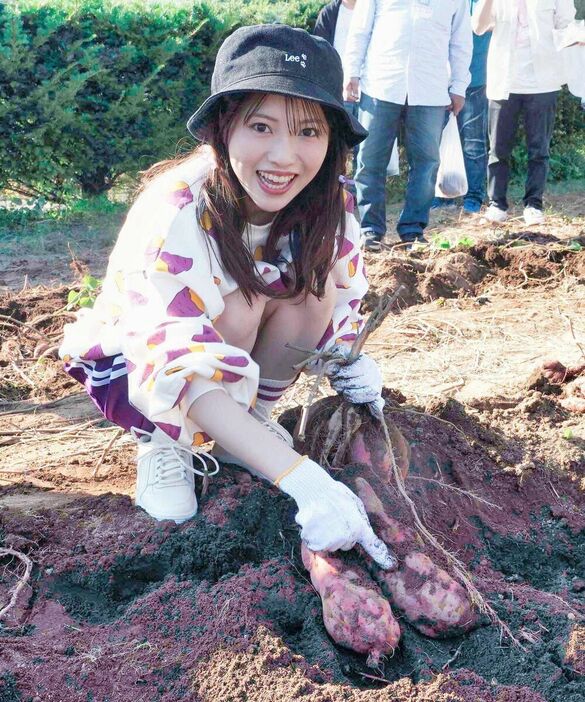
282, 275, 338, 331
303, 275, 337, 321
214, 289, 267, 352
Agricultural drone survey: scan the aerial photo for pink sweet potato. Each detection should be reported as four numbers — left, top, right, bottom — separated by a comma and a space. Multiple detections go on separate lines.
354, 477, 420, 549
349, 418, 410, 482
377, 552, 478, 638
354, 477, 478, 638
301, 544, 401, 665
292, 396, 410, 481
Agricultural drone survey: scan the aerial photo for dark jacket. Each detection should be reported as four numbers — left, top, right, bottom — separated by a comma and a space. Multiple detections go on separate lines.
313, 0, 343, 46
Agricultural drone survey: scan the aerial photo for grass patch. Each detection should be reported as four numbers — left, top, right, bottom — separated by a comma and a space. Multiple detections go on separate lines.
0, 194, 126, 257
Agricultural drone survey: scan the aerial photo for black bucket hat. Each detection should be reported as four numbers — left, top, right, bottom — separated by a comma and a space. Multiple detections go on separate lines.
187, 24, 367, 148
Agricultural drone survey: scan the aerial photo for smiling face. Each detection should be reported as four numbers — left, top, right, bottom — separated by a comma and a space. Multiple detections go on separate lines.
226, 93, 330, 225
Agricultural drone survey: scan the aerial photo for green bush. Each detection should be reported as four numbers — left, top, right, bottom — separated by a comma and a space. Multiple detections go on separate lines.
0, 1, 225, 199
0, 0, 324, 200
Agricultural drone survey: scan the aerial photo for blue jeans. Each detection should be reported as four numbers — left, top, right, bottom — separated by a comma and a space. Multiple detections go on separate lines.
460, 85, 488, 208
344, 100, 360, 178
355, 93, 446, 241
434, 85, 488, 209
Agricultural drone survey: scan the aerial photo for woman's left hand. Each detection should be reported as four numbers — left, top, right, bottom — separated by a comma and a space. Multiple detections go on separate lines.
326, 346, 384, 415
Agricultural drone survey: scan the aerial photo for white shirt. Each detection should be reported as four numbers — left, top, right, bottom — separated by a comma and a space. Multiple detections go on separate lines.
344, 0, 472, 106
473, 0, 578, 100
510, 0, 539, 92
333, 4, 354, 57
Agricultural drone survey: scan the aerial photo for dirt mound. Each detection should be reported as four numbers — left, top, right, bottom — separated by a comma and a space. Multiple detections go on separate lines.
527, 360, 585, 414
364, 242, 584, 312
1, 393, 584, 702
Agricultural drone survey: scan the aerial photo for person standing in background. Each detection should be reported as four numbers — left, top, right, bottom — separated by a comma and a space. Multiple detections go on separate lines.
314, 0, 357, 78
434, 0, 491, 214
473, 0, 579, 226
314, 0, 360, 184
343, 0, 472, 252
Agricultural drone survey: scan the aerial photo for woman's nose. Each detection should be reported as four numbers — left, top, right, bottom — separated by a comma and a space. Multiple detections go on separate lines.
267, 134, 297, 168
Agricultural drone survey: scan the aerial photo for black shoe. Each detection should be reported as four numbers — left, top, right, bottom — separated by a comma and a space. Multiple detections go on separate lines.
363, 231, 383, 252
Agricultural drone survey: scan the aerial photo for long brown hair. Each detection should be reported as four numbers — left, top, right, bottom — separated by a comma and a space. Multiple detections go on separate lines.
142, 93, 349, 304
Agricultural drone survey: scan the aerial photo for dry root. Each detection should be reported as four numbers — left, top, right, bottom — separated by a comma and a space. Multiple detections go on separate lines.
0, 547, 33, 621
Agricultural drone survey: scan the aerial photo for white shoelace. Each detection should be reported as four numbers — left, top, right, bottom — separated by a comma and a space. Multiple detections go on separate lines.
153, 445, 219, 486
132, 427, 219, 493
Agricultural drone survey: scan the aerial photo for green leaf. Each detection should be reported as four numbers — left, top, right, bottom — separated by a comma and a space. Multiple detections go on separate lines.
67, 289, 80, 304
83, 275, 100, 290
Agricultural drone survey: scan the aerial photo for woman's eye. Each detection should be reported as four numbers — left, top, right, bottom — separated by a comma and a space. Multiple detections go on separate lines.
251, 122, 270, 133
300, 127, 319, 137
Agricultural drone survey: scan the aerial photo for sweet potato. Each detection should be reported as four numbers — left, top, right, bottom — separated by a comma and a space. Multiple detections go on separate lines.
354, 477, 478, 638
301, 544, 401, 665
376, 552, 478, 638
291, 396, 410, 481
349, 417, 410, 482
354, 476, 420, 550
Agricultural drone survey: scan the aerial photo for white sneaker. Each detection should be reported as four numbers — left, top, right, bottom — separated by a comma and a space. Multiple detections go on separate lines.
523, 206, 545, 226
133, 431, 219, 523
483, 204, 509, 223
211, 407, 293, 475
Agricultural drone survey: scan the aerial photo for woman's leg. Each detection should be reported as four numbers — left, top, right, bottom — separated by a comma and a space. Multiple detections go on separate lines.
213, 289, 269, 353
252, 275, 337, 380
213, 278, 336, 419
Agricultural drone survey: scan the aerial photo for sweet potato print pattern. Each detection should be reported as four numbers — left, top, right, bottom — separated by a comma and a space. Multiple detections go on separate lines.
165, 181, 194, 209
60, 158, 368, 448
167, 287, 206, 317
155, 252, 194, 275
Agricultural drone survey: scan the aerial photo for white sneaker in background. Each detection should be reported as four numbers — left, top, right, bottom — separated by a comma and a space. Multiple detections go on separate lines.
523, 206, 545, 226
483, 204, 509, 223
133, 431, 218, 523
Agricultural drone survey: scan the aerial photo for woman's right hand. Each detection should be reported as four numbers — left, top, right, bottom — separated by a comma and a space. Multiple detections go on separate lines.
278, 457, 397, 570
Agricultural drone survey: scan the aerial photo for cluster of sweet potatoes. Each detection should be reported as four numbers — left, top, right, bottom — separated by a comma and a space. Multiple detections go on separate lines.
296, 397, 479, 663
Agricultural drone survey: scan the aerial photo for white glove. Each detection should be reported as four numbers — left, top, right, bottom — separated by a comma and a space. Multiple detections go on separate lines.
279, 457, 396, 569
326, 346, 384, 415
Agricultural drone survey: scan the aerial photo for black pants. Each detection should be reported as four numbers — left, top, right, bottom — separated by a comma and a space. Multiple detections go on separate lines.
487, 91, 558, 211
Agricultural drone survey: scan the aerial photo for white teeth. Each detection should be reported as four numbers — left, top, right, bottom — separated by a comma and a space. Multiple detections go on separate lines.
258, 171, 295, 185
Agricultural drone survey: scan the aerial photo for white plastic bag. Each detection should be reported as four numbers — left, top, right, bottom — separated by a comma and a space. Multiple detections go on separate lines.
386, 139, 400, 176
435, 113, 468, 199
563, 44, 585, 100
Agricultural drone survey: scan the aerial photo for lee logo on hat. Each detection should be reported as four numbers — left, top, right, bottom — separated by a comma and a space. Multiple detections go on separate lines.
284, 52, 307, 68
